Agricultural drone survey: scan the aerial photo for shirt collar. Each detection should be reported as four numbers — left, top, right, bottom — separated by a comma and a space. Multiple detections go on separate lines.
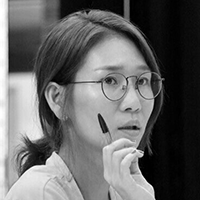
46, 151, 73, 182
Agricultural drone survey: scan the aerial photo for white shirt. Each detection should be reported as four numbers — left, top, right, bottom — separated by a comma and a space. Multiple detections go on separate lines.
5, 152, 122, 200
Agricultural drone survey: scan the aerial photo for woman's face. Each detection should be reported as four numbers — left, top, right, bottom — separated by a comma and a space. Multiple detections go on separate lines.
68, 35, 154, 151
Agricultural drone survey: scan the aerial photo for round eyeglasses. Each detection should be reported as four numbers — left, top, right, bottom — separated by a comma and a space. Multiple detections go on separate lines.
67, 72, 164, 101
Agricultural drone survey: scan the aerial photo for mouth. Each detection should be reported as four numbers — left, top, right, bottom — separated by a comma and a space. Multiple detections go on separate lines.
118, 126, 140, 131
118, 126, 141, 138
117, 121, 142, 137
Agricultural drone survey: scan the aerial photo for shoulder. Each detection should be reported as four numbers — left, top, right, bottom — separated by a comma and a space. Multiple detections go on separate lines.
5, 165, 70, 200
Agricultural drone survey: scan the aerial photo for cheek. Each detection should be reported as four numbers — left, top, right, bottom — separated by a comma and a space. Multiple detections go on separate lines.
73, 85, 103, 114
69, 85, 108, 145
143, 99, 154, 124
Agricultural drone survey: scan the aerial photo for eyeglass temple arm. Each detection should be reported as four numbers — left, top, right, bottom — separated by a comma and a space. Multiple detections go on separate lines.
66, 80, 102, 84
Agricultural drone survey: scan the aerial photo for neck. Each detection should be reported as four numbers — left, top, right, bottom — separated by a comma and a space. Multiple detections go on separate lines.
75, 167, 110, 200
59, 139, 110, 200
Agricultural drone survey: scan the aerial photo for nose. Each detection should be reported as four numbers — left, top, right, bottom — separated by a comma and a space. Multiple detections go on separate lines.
119, 84, 142, 112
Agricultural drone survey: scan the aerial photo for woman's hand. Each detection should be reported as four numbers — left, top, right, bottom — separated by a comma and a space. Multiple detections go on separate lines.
102, 138, 155, 200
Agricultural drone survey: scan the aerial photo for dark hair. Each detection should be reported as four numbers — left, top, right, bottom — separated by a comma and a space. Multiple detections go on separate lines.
16, 9, 164, 176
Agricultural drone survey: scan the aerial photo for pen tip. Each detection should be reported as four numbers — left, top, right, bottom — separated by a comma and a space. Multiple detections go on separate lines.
97, 113, 103, 121
97, 113, 108, 134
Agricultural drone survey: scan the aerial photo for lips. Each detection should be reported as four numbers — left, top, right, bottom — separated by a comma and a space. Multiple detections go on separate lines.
118, 120, 142, 136
118, 120, 141, 131
118, 126, 140, 130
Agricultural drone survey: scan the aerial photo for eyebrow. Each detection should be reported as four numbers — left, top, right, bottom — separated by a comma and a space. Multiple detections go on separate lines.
95, 64, 150, 72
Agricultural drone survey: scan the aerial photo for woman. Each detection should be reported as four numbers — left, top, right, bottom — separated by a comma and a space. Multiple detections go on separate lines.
6, 9, 164, 200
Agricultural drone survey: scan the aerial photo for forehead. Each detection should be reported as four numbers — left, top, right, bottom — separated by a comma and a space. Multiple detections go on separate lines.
76, 35, 148, 78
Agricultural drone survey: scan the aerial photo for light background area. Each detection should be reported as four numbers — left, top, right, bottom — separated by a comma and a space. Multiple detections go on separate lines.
0, 0, 8, 199
8, 73, 42, 189
2, 0, 59, 199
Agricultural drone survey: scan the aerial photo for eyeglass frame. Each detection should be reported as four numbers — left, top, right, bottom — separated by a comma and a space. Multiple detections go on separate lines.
66, 71, 164, 101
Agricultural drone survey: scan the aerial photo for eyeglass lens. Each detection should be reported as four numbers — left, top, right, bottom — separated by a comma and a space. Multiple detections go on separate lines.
102, 72, 162, 101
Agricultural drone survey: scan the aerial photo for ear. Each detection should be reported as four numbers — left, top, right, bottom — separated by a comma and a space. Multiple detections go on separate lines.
45, 82, 65, 120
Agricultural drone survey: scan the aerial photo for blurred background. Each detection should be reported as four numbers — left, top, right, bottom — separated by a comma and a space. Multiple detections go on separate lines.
1, 0, 200, 199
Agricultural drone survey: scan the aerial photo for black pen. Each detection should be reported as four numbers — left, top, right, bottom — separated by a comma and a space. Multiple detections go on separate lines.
97, 113, 112, 144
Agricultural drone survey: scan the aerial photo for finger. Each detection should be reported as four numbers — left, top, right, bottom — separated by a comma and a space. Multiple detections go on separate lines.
103, 146, 135, 178
120, 150, 143, 175
130, 150, 144, 174
111, 147, 136, 172
137, 150, 144, 158
131, 150, 144, 162
103, 138, 136, 157
120, 152, 137, 177
107, 147, 136, 184
103, 139, 135, 172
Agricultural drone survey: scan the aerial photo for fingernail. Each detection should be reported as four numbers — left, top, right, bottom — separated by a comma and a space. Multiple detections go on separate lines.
137, 150, 144, 155
131, 149, 137, 154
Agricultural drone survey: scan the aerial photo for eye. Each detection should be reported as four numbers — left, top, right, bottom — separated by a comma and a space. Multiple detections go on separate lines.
137, 77, 150, 86
104, 76, 119, 85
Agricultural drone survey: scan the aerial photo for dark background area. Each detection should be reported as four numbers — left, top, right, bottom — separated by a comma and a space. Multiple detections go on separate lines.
9, 0, 200, 199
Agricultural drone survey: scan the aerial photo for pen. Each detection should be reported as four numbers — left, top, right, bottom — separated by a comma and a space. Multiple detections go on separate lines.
97, 113, 112, 144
